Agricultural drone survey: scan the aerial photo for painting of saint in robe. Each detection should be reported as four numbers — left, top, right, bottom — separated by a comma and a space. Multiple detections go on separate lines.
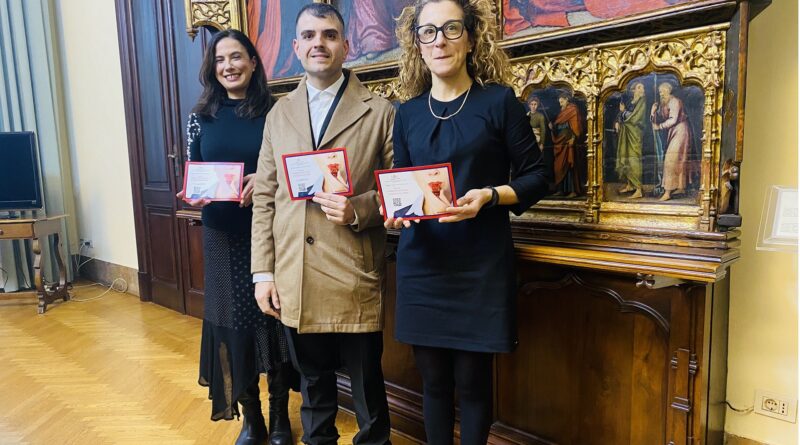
525, 87, 587, 199
503, 0, 694, 39
614, 81, 647, 199
602, 73, 703, 203
550, 92, 585, 197
650, 82, 697, 201
527, 95, 554, 189
247, 0, 312, 80
527, 95, 549, 146
337, 0, 414, 65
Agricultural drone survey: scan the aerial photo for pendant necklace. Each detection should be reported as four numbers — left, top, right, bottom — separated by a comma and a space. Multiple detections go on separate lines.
428, 85, 471, 120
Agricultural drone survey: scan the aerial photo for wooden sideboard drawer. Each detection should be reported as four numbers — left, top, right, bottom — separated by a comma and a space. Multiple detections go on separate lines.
0, 216, 69, 313
0, 223, 35, 239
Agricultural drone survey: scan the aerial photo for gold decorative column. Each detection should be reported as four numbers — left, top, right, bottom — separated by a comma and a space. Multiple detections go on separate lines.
184, 0, 246, 39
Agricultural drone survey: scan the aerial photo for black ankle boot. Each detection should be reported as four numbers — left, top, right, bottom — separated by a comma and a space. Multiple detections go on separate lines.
236, 380, 268, 445
267, 367, 292, 445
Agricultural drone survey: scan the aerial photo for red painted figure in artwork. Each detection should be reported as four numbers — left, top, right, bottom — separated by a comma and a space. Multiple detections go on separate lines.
503, 0, 677, 37
345, 0, 414, 61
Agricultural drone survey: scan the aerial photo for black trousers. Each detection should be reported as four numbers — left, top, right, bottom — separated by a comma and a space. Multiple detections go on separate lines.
412, 345, 493, 445
285, 327, 391, 445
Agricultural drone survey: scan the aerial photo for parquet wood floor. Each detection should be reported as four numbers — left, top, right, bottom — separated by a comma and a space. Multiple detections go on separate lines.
0, 283, 416, 445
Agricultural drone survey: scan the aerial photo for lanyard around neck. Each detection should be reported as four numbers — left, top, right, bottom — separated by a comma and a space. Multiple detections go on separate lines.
309, 71, 350, 151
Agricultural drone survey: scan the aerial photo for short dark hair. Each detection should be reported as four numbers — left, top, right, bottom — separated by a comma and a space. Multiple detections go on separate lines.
295, 3, 346, 32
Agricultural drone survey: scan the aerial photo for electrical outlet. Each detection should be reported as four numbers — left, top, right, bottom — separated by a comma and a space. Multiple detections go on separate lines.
79, 239, 92, 249
754, 389, 797, 423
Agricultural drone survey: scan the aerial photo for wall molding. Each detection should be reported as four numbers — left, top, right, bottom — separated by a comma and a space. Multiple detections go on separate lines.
725, 433, 771, 445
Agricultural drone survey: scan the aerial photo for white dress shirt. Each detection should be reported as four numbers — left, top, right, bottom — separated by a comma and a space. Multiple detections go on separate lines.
253, 73, 349, 284
307, 73, 346, 145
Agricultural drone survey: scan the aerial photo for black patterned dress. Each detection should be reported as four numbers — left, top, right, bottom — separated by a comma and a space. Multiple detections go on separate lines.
187, 99, 296, 421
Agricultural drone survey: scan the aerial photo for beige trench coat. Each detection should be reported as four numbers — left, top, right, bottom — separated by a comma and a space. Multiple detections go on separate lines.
251, 72, 394, 333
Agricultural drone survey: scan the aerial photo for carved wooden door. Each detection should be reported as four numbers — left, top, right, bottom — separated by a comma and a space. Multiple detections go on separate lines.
116, 0, 206, 313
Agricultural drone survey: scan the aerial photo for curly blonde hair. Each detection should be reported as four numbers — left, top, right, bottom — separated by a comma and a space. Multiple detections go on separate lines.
396, 0, 509, 101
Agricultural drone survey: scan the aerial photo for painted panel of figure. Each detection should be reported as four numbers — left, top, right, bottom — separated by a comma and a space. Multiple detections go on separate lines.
336, 0, 414, 67
503, 0, 696, 40
526, 88, 588, 198
602, 73, 703, 203
247, 0, 313, 80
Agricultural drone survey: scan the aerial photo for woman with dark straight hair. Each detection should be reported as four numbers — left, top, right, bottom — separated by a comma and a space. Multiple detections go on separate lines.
177, 29, 297, 445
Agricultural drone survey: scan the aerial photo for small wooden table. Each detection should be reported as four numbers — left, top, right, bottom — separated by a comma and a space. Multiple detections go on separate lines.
0, 215, 70, 313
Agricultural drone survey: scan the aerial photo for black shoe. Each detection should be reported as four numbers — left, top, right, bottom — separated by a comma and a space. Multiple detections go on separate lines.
267, 367, 293, 445
236, 380, 268, 445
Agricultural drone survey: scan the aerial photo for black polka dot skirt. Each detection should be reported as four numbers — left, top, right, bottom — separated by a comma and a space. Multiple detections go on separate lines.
198, 226, 296, 421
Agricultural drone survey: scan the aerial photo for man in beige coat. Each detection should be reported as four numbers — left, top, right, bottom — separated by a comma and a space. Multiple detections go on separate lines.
250, 4, 393, 445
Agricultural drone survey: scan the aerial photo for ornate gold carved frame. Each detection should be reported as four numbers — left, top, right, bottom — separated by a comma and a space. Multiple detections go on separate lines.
364, 26, 728, 232
510, 25, 727, 232
184, 0, 247, 38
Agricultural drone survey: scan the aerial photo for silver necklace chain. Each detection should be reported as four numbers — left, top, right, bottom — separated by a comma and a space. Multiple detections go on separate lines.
428, 86, 471, 120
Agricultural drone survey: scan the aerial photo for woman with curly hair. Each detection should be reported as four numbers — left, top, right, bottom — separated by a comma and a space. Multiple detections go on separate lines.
386, 1, 551, 443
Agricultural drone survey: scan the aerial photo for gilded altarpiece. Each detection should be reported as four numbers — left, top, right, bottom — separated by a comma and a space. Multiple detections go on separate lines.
509, 26, 727, 232
362, 27, 728, 234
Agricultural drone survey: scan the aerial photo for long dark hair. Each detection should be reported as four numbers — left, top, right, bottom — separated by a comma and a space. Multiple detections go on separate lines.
193, 29, 273, 119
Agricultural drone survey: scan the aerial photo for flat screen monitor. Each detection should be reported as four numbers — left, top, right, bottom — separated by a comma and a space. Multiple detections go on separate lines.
0, 132, 43, 210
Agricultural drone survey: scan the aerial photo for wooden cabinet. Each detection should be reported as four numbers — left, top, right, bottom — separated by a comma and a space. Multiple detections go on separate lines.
332, 234, 734, 444
496, 263, 728, 444
0, 216, 70, 314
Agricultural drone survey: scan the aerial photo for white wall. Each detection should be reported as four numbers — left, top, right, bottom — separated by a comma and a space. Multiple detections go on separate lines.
54, 0, 138, 269
725, 0, 798, 443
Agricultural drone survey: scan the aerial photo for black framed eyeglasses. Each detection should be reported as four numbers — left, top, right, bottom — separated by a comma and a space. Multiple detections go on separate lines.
415, 20, 465, 44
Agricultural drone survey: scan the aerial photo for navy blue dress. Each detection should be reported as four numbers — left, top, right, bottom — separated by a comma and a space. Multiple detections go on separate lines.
393, 83, 551, 353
